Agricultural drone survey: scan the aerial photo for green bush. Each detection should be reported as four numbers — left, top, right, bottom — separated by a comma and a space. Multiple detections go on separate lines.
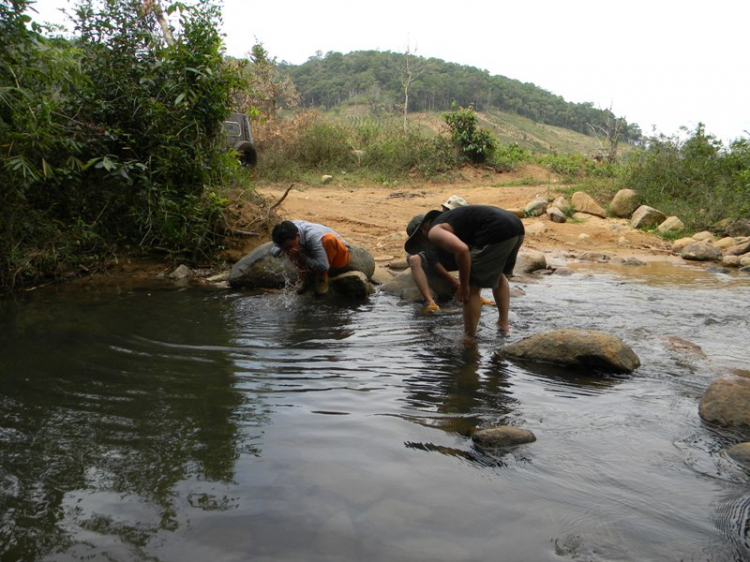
443, 103, 497, 163
622, 124, 749, 231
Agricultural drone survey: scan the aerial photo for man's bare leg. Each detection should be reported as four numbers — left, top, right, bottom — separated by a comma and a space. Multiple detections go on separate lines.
492, 274, 511, 333
462, 285, 483, 344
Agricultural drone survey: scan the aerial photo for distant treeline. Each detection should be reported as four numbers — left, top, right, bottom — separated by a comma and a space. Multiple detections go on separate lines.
280, 50, 643, 144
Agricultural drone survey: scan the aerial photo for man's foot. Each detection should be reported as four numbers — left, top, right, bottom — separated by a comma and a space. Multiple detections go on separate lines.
315, 274, 329, 295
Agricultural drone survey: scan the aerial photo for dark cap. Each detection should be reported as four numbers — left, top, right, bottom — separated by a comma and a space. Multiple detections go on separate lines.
404, 209, 442, 255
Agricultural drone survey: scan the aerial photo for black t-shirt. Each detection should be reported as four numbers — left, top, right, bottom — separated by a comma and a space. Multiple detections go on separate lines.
430, 205, 524, 247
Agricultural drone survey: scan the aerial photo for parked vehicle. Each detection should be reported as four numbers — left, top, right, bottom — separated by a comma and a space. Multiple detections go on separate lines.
224, 112, 257, 167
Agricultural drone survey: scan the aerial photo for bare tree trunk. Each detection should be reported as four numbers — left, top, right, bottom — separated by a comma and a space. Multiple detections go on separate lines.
142, 0, 174, 46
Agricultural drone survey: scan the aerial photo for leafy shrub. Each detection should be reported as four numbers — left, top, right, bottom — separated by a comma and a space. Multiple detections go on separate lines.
443, 103, 497, 163
622, 124, 750, 230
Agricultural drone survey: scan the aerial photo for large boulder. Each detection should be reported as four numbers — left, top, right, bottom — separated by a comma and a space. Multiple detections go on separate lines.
228, 242, 298, 289
699, 375, 750, 427
495, 329, 641, 373
680, 241, 722, 262
609, 188, 640, 218
379, 270, 456, 302
571, 191, 606, 218
515, 250, 547, 274
228, 242, 376, 289
631, 205, 667, 230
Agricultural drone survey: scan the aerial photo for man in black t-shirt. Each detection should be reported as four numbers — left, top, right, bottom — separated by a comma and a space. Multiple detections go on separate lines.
404, 205, 524, 344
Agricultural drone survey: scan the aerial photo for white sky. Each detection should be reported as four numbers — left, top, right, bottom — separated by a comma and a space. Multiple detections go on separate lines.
30, 0, 750, 144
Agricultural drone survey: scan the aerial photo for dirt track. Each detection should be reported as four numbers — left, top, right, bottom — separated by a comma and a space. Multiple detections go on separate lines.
252, 166, 673, 267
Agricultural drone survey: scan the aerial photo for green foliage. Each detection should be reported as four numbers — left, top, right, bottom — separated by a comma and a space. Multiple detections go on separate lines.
1, 0, 246, 291
282, 50, 643, 144
622, 124, 750, 231
491, 142, 531, 171
254, 112, 459, 183
443, 104, 497, 163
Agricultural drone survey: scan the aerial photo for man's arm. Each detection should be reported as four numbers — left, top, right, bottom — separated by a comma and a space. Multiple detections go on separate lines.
428, 224, 471, 302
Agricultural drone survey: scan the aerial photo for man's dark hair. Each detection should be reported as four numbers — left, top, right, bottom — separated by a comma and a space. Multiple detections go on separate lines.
272, 221, 299, 246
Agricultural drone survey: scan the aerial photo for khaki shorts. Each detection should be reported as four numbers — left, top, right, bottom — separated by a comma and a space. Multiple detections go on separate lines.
469, 234, 524, 288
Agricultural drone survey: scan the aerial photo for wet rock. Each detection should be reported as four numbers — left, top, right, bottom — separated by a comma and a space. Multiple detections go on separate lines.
571, 191, 606, 218
680, 241, 722, 262
631, 205, 667, 230
727, 442, 750, 466
329, 271, 375, 298
609, 188, 639, 218
228, 242, 376, 289
495, 329, 641, 373
379, 270, 456, 302
472, 426, 536, 448
228, 242, 299, 289
661, 336, 706, 359
579, 251, 612, 262
515, 250, 547, 274
169, 264, 191, 280
699, 375, 750, 427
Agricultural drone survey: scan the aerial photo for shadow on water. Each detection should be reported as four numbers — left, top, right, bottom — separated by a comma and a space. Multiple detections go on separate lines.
0, 264, 749, 561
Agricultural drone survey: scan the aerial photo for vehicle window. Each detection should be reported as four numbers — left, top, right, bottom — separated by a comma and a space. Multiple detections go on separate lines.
224, 121, 241, 135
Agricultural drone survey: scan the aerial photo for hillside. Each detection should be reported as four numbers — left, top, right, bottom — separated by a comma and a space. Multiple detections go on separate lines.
325, 105, 624, 157
280, 50, 643, 146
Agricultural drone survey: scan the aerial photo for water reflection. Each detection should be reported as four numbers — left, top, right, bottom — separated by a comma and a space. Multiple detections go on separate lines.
0, 266, 749, 561
0, 288, 256, 560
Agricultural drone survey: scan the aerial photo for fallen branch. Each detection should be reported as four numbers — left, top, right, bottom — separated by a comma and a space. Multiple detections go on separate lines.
269, 183, 295, 212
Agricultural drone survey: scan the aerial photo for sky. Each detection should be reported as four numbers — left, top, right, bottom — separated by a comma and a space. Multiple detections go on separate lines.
29, 0, 750, 144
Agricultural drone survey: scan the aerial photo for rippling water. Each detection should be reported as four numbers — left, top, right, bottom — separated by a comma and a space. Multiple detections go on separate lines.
1, 262, 749, 561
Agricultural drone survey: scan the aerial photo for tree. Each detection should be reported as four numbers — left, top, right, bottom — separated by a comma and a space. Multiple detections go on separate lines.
587, 105, 627, 164
395, 46, 424, 133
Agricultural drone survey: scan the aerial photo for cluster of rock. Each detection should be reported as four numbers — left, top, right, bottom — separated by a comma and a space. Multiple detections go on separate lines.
522, 187, 750, 272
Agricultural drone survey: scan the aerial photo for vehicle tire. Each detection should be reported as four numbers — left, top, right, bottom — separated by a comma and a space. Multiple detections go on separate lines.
236, 141, 257, 167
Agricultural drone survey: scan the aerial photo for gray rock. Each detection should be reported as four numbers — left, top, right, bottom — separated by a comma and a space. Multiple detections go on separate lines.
727, 220, 750, 237
551, 196, 572, 214
495, 328, 641, 373
547, 206, 567, 223
680, 241, 722, 262
699, 375, 750, 427
725, 239, 750, 256
379, 270, 456, 302
631, 205, 667, 230
329, 271, 375, 298
609, 188, 640, 218
525, 196, 548, 217
472, 426, 536, 448
228, 242, 299, 289
228, 242, 376, 289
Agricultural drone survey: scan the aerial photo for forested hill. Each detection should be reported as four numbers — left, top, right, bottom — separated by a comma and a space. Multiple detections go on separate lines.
280, 50, 643, 144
